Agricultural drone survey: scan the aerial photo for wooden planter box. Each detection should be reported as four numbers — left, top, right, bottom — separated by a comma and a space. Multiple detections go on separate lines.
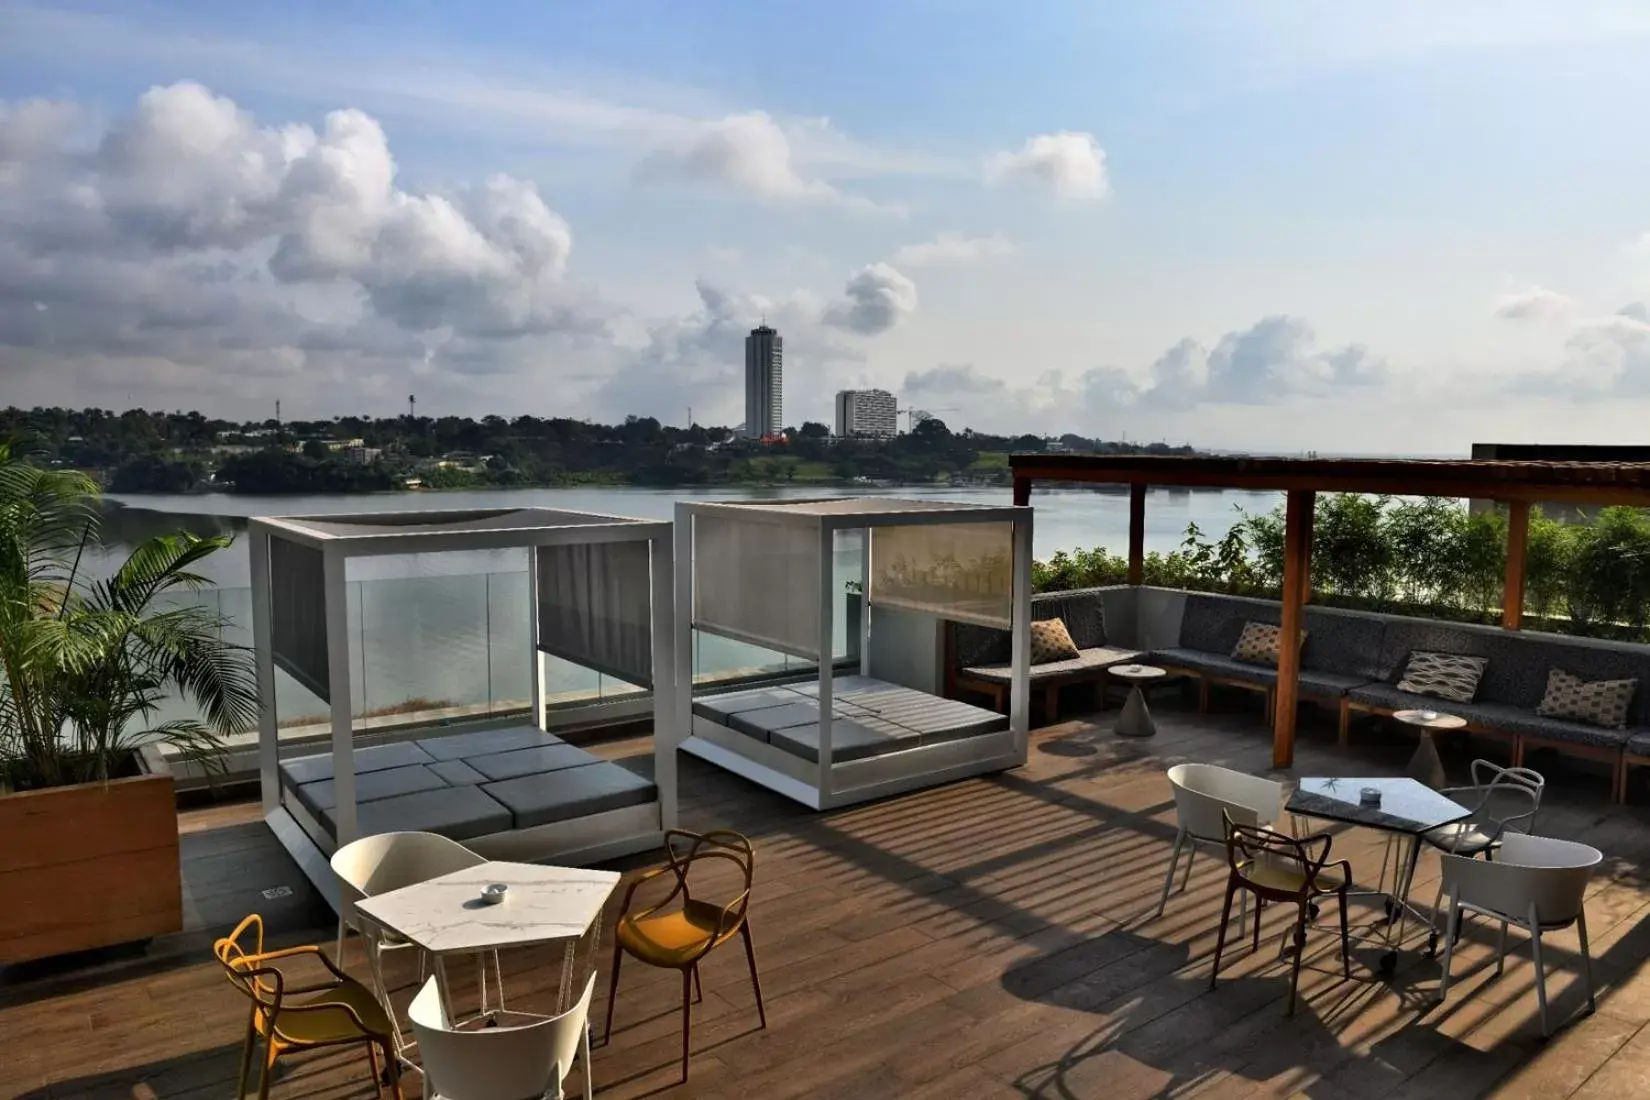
0, 757, 182, 964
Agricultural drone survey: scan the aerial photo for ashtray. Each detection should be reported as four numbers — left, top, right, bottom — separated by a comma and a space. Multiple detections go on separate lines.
1359, 787, 1382, 808
480, 883, 509, 906
1416, 709, 1439, 722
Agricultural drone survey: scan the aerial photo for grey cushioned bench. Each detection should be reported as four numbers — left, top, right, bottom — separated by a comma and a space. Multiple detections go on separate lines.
951, 590, 1141, 719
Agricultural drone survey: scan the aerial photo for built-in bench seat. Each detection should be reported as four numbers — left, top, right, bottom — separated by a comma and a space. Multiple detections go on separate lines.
951, 590, 1142, 718
277, 723, 658, 842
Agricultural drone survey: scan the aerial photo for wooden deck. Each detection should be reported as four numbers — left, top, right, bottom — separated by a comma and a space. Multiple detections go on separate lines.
7, 699, 1650, 1099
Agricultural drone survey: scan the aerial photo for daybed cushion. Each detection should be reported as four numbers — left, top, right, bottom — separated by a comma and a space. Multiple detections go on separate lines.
1627, 730, 1650, 756
1348, 682, 1641, 751
767, 717, 920, 763
427, 759, 488, 786
727, 700, 868, 741
417, 726, 565, 761
281, 741, 434, 786
964, 645, 1141, 684
294, 763, 449, 816
787, 675, 891, 698
847, 694, 1007, 743
326, 784, 512, 841
466, 742, 603, 782
692, 687, 813, 723
482, 762, 656, 828
1030, 619, 1082, 664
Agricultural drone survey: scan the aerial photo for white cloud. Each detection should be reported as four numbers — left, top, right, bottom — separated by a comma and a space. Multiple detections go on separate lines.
825, 263, 918, 335
1494, 286, 1576, 321
988, 132, 1109, 199
891, 231, 1015, 268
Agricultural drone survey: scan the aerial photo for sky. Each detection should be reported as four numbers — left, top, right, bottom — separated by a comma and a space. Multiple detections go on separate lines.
4, 1, 1650, 453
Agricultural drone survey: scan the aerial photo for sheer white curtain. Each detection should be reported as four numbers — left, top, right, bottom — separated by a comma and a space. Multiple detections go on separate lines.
536, 540, 655, 686
869, 521, 1014, 628
693, 514, 821, 658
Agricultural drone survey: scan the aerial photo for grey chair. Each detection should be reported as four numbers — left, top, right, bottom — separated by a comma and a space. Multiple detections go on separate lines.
1424, 760, 1545, 937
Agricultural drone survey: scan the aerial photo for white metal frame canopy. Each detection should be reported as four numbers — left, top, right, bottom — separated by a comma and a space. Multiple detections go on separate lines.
248, 506, 677, 893
674, 497, 1032, 809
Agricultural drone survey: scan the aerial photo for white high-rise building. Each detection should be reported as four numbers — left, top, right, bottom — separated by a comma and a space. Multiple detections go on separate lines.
834, 389, 898, 438
743, 325, 783, 438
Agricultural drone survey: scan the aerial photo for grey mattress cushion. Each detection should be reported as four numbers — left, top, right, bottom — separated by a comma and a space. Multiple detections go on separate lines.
727, 700, 867, 741
964, 646, 1141, 684
294, 763, 448, 816
467, 742, 603, 782
417, 726, 565, 761
1627, 730, 1650, 756
281, 740, 434, 787
767, 717, 920, 764
1348, 682, 1637, 751
787, 675, 889, 698
849, 693, 1006, 740
427, 759, 488, 786
482, 761, 656, 828
692, 687, 814, 724
323, 784, 512, 841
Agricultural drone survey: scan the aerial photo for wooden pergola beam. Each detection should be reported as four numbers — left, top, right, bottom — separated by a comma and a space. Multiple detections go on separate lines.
1273, 489, 1314, 769
1012, 476, 1031, 507
1503, 500, 1530, 630
1128, 483, 1146, 586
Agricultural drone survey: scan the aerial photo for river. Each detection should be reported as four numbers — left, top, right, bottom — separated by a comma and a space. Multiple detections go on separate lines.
94, 484, 1282, 730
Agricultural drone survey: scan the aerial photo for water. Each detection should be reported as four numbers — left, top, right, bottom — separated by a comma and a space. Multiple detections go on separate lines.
90, 484, 1281, 732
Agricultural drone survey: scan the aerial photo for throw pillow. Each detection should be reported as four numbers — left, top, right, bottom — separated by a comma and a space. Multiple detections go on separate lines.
1230, 621, 1306, 667
1536, 667, 1637, 730
1028, 618, 1081, 664
1396, 651, 1488, 704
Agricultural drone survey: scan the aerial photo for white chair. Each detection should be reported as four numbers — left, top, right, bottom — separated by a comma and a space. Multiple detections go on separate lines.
1437, 832, 1602, 1035
332, 831, 504, 1053
1424, 760, 1544, 933
410, 972, 596, 1100
1159, 763, 1284, 934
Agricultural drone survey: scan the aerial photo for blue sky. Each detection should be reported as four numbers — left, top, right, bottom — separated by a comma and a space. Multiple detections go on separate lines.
4, 1, 1650, 451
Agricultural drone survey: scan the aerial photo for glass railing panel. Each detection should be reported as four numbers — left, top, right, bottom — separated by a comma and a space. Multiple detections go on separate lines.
486, 571, 531, 715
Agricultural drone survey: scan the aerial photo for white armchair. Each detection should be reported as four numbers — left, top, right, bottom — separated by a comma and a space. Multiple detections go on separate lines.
410, 972, 596, 1100
1159, 764, 1284, 931
1437, 832, 1602, 1035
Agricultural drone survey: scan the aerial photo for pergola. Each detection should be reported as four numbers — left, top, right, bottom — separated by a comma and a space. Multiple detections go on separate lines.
248, 507, 676, 889
1010, 453, 1650, 768
674, 497, 1033, 809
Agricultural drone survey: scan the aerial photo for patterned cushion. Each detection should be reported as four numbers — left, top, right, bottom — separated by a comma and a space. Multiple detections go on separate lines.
1230, 621, 1305, 667
1029, 618, 1081, 665
1536, 667, 1637, 730
1396, 651, 1488, 704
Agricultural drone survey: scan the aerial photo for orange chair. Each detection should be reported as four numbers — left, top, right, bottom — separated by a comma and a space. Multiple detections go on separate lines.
213, 913, 403, 1100
1209, 818, 1353, 1016
603, 829, 766, 1082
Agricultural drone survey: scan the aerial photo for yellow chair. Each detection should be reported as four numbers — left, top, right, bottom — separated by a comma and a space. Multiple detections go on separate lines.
213, 913, 404, 1100
603, 829, 765, 1082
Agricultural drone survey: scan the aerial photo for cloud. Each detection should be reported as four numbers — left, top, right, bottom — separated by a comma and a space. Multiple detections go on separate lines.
891, 231, 1015, 268
635, 112, 899, 210
825, 263, 918, 335
988, 132, 1109, 199
1494, 286, 1576, 321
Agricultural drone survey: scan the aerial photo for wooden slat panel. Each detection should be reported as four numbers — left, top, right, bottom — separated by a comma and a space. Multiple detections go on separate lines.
0, 775, 175, 874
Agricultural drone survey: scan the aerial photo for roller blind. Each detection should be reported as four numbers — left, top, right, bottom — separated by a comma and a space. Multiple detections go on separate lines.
535, 541, 655, 687
692, 514, 821, 659
869, 521, 1014, 629
269, 535, 331, 701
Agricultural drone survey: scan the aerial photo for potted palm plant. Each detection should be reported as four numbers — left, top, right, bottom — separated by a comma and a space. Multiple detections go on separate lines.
0, 441, 256, 963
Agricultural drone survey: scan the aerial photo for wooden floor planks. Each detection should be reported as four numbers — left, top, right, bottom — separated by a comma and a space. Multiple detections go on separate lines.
5, 699, 1650, 1098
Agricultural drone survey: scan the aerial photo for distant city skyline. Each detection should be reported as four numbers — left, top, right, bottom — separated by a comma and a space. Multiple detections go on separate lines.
4, 4, 1650, 453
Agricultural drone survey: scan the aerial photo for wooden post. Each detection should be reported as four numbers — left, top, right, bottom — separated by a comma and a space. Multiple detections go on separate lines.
1128, 483, 1147, 586
1503, 500, 1530, 630
1012, 476, 1031, 507
1300, 492, 1315, 604
1273, 489, 1314, 769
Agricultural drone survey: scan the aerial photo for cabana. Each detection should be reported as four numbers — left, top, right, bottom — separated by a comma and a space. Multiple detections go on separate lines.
674, 498, 1032, 809
248, 508, 676, 903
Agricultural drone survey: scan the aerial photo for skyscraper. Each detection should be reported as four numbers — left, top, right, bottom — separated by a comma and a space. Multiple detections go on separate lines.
834, 389, 898, 438
744, 325, 783, 438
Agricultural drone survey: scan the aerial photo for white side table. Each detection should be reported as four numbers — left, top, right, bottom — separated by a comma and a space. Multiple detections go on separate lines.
1393, 708, 1466, 790
1111, 664, 1167, 738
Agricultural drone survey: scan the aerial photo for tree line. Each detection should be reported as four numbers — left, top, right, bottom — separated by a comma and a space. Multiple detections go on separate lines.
0, 406, 1194, 494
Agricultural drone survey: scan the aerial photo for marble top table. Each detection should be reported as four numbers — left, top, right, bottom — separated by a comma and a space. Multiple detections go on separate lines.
1288, 777, 1470, 835
357, 860, 620, 1018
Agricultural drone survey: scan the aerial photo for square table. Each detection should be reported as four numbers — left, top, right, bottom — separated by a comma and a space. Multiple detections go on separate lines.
355, 860, 620, 1028
1287, 777, 1471, 975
